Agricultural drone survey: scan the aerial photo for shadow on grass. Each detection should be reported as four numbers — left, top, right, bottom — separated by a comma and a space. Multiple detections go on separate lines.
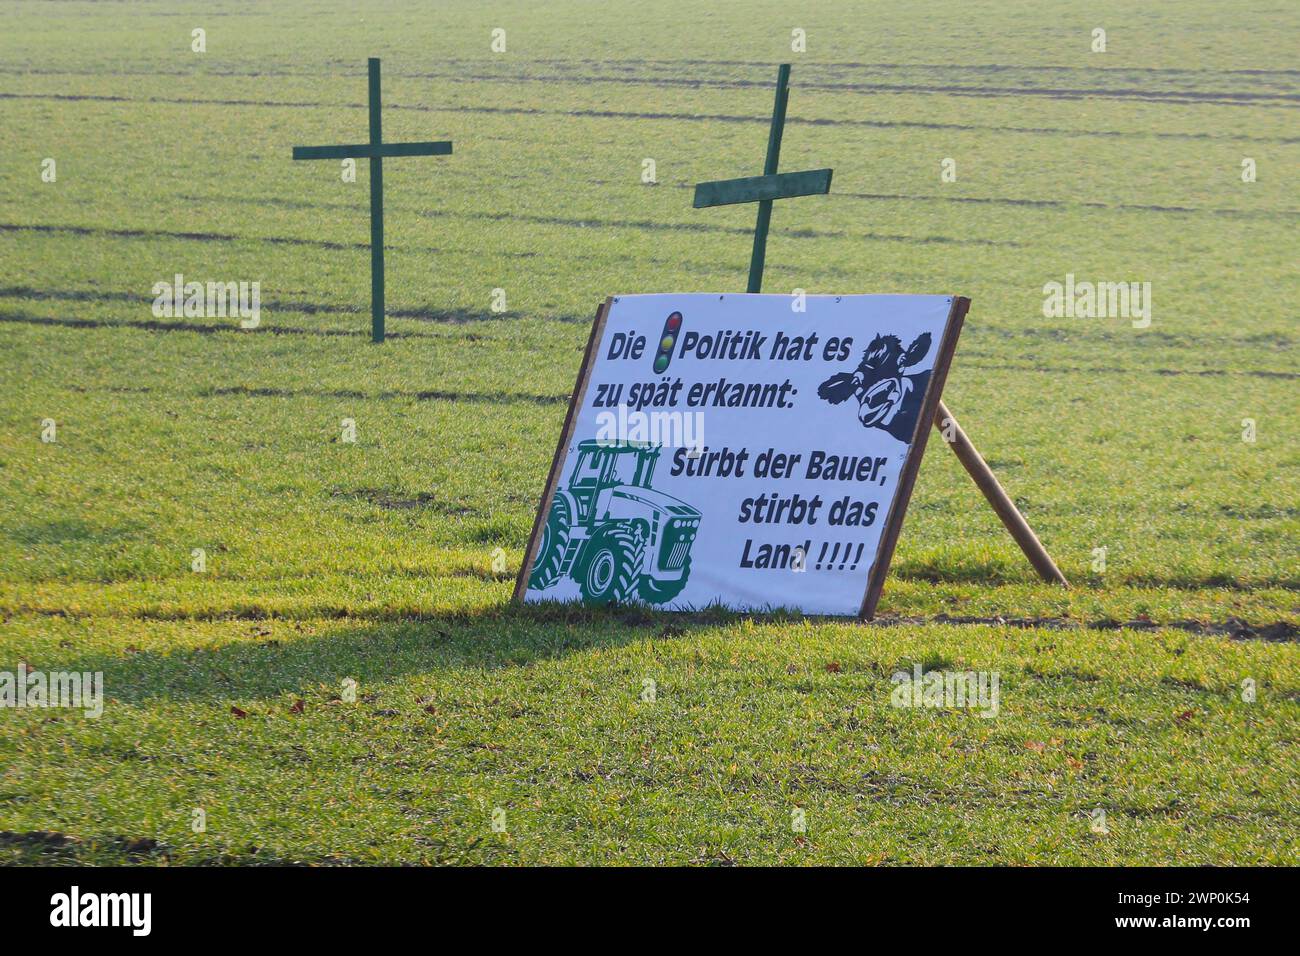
0, 830, 365, 866
893, 554, 1300, 591
23, 575, 1298, 711
51, 601, 783, 707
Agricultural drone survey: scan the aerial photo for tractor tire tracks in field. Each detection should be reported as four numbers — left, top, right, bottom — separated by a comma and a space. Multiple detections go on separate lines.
0, 216, 1021, 253
871, 614, 1298, 643
5, 308, 1291, 382
0, 221, 540, 259
0, 286, 563, 327
4, 603, 1296, 643
0, 310, 477, 340
3, 92, 1297, 146
4, 59, 1299, 105
4, 289, 1295, 355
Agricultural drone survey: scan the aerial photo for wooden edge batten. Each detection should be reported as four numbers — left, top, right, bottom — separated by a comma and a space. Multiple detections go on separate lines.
858, 295, 970, 620
513, 298, 615, 602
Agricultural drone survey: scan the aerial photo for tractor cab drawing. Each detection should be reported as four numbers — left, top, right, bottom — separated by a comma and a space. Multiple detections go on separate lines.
528, 440, 701, 605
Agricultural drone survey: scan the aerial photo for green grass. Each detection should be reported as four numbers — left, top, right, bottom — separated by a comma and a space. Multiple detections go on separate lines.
0, 0, 1296, 865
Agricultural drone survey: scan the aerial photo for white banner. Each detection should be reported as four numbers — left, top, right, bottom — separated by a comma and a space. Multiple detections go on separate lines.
520, 293, 965, 617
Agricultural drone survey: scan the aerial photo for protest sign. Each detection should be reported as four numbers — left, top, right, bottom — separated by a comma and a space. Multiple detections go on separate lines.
516, 292, 969, 617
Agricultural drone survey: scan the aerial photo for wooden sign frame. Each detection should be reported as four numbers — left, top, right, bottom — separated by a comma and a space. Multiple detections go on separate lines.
859, 295, 968, 617
512, 297, 616, 608
514, 294, 971, 620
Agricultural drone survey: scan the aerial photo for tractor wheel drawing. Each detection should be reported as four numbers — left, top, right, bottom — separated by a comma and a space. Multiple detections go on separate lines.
528, 496, 570, 590
526, 441, 701, 607
638, 557, 690, 604
577, 525, 644, 605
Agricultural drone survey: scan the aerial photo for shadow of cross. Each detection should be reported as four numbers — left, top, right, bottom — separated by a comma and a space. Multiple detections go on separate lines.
692, 63, 832, 294
292, 57, 452, 343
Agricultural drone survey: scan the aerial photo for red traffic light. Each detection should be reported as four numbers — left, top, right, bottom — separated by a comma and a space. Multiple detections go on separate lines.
653, 311, 684, 374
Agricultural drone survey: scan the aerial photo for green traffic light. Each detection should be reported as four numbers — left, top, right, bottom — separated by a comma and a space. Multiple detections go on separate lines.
653, 311, 683, 374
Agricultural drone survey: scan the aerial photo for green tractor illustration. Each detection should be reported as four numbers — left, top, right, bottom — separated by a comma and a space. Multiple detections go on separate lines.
529, 440, 701, 605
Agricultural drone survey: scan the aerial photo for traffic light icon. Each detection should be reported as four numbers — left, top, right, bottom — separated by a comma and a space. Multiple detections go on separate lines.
653, 311, 683, 373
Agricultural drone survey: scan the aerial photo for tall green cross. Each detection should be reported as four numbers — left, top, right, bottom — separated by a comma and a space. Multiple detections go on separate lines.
292, 57, 452, 343
693, 63, 832, 293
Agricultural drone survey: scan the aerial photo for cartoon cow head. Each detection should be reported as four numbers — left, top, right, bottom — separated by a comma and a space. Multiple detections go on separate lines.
816, 332, 933, 442
855, 333, 930, 424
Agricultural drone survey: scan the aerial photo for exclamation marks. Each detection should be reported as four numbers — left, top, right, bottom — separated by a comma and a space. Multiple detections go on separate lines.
814, 542, 866, 570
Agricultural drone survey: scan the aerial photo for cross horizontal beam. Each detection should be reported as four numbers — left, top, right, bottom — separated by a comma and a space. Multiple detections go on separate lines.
693, 168, 833, 209
292, 141, 453, 161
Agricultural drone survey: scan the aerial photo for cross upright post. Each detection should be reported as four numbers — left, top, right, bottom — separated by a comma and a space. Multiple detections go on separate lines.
693, 63, 832, 294
748, 62, 790, 293
368, 57, 386, 343
292, 57, 452, 343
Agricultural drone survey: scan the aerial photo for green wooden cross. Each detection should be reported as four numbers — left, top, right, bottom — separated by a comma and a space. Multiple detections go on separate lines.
292, 58, 452, 343
693, 64, 832, 293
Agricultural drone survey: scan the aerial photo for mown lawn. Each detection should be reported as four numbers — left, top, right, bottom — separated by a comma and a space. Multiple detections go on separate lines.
0, 0, 1296, 864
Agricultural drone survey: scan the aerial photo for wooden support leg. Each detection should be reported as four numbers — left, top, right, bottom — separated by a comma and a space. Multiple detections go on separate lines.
933, 400, 1069, 586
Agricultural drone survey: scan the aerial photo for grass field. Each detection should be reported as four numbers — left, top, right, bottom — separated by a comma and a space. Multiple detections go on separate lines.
1, 0, 1296, 865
